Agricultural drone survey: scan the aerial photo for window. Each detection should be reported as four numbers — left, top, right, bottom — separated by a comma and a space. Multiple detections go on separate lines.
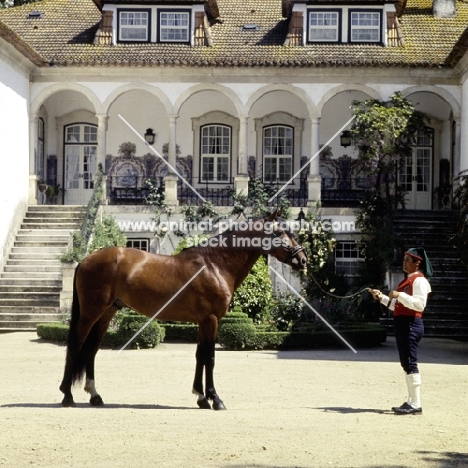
335, 241, 365, 277
37, 118, 45, 180
201, 125, 231, 182
118, 10, 150, 42
158, 10, 190, 42
127, 239, 150, 252
263, 126, 293, 183
308, 10, 340, 42
349, 11, 381, 43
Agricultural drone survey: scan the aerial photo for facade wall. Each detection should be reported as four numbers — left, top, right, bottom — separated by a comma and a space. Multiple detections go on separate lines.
0, 40, 31, 271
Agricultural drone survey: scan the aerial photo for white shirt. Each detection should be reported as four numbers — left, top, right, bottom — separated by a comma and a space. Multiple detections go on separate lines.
380, 272, 431, 312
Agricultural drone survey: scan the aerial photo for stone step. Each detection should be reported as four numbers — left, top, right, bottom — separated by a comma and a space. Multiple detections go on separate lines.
0, 312, 64, 331
0, 271, 61, 279
3, 264, 61, 273
14, 241, 69, 248
0, 298, 59, 307
0, 278, 62, 287
10, 246, 68, 254
0, 285, 61, 293
8, 251, 60, 258
6, 259, 61, 266
21, 223, 81, 230
0, 291, 60, 300
28, 205, 86, 210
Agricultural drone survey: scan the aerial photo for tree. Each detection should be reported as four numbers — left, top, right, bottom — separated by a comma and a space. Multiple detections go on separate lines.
350, 92, 428, 285
0, 0, 39, 8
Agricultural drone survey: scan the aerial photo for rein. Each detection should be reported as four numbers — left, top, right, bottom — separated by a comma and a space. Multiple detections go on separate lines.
308, 270, 370, 300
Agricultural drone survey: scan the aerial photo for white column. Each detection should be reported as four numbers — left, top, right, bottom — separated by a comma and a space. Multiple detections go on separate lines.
28, 113, 38, 204
96, 114, 108, 169
165, 115, 179, 206
235, 115, 249, 196
459, 78, 468, 174
307, 116, 321, 206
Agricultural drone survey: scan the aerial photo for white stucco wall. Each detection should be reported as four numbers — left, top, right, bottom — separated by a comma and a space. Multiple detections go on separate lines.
0, 40, 31, 271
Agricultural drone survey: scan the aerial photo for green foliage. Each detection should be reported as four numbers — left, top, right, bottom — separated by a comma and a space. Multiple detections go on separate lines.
218, 312, 256, 350
229, 255, 274, 324
0, 0, 38, 7
239, 177, 291, 219
161, 322, 198, 341
269, 292, 304, 331
451, 170, 468, 274
60, 164, 105, 263
172, 235, 208, 254
37, 309, 164, 349
350, 93, 429, 286
88, 215, 127, 254
114, 311, 165, 349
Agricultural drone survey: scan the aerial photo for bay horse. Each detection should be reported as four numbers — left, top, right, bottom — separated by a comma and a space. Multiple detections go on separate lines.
59, 209, 307, 409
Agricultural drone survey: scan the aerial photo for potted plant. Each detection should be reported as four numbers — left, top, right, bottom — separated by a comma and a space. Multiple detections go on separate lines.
37, 179, 47, 193
118, 142, 137, 157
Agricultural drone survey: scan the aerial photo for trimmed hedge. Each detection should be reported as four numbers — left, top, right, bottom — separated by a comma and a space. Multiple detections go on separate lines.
36, 315, 165, 349
161, 322, 198, 342
37, 319, 386, 351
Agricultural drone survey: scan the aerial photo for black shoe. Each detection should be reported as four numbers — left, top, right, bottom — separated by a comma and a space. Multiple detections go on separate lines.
394, 405, 422, 415
391, 402, 412, 411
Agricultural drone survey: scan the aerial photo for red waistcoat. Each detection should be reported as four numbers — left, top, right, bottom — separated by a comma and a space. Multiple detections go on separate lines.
393, 272, 425, 318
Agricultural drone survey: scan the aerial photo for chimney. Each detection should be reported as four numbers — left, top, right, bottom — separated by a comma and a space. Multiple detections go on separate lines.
432, 0, 456, 17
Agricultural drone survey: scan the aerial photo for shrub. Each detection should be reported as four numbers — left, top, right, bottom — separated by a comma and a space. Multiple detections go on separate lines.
229, 256, 274, 324
269, 292, 304, 331
115, 312, 165, 349
37, 310, 164, 349
88, 215, 127, 254
218, 310, 256, 350
161, 322, 198, 341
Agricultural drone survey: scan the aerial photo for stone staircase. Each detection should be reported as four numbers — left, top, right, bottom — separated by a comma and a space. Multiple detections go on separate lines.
382, 210, 468, 339
0, 205, 86, 331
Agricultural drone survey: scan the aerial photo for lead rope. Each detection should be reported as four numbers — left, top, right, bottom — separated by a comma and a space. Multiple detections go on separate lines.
308, 270, 370, 300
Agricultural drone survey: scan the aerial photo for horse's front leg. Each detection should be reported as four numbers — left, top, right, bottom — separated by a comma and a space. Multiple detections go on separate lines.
192, 315, 226, 410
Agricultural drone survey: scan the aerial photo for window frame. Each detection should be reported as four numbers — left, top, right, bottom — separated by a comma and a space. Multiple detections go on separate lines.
307, 9, 341, 43
117, 8, 151, 43
157, 9, 191, 43
126, 238, 150, 252
348, 9, 382, 44
200, 124, 232, 183
335, 241, 365, 278
262, 125, 294, 184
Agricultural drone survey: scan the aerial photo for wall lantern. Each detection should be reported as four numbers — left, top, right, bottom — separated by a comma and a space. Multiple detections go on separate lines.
144, 128, 156, 145
340, 130, 352, 148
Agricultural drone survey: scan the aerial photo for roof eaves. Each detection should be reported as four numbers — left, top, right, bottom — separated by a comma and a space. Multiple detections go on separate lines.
0, 20, 48, 67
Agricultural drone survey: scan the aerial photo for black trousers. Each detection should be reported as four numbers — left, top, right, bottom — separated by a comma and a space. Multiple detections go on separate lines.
394, 316, 424, 374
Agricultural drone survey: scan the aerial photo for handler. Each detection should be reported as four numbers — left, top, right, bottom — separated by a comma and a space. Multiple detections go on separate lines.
369, 247, 432, 415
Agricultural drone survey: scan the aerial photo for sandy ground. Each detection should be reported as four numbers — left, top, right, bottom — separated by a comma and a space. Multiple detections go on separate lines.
0, 332, 467, 468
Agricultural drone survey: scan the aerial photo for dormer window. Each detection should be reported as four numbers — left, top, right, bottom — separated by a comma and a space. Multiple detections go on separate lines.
158, 10, 190, 43
118, 9, 150, 42
349, 11, 381, 43
308, 10, 340, 42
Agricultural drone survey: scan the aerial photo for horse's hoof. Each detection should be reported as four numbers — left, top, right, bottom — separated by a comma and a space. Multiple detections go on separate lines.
212, 400, 227, 411
196, 398, 212, 409
61, 396, 76, 407
90, 395, 104, 406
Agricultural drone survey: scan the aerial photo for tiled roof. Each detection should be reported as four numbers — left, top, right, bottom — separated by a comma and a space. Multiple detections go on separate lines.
0, 0, 467, 69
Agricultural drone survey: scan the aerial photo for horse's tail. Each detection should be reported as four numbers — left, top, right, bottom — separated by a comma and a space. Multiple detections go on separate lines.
65, 263, 88, 384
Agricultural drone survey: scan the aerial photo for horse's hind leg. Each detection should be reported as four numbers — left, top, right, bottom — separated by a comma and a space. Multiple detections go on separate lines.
192, 314, 226, 410
83, 310, 116, 406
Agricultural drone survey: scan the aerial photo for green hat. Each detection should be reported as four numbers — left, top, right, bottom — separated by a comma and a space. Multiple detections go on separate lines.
405, 247, 433, 279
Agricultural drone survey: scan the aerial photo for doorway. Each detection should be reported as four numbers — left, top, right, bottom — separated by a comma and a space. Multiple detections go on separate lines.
64, 124, 97, 205
398, 128, 433, 210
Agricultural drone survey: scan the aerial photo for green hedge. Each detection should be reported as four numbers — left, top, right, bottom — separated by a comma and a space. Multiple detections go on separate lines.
36, 315, 165, 349
37, 319, 386, 351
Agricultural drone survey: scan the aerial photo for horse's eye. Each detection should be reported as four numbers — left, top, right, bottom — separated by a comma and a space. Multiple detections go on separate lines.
274, 229, 284, 237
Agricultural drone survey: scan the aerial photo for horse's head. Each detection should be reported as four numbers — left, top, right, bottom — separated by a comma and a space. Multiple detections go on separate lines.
264, 210, 308, 272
